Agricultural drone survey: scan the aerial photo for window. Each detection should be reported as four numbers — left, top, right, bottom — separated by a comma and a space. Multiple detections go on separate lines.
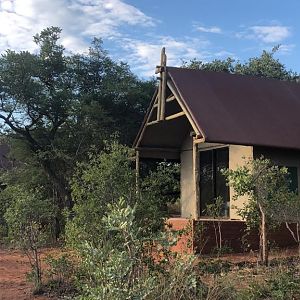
285, 166, 298, 193
199, 147, 229, 217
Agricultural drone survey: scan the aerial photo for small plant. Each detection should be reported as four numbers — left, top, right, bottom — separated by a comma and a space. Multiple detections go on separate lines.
45, 254, 74, 285
44, 253, 77, 296
4, 186, 56, 292
198, 259, 232, 276
206, 197, 225, 254
239, 267, 300, 300
206, 277, 236, 300
193, 221, 209, 255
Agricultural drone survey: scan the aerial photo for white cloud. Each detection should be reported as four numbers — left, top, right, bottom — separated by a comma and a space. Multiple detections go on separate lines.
196, 26, 222, 34
120, 36, 211, 77
0, 0, 155, 53
237, 25, 291, 43
250, 26, 290, 43
214, 50, 235, 58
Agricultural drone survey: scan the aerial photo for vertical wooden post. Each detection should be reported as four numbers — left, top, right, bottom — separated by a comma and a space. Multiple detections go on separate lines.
193, 138, 200, 219
156, 47, 167, 121
135, 150, 140, 195
160, 48, 167, 121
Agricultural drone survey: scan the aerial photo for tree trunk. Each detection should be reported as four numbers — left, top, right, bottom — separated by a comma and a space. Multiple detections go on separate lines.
41, 159, 73, 239
259, 203, 268, 266
218, 221, 222, 252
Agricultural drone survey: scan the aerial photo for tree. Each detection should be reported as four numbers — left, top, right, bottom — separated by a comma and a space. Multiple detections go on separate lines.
224, 158, 290, 265
268, 191, 300, 256
0, 27, 155, 232
183, 46, 298, 81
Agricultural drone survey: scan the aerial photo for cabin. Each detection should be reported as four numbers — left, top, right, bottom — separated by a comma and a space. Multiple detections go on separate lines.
133, 49, 300, 253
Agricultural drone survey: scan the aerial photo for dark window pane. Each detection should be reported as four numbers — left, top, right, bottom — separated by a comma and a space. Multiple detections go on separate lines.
200, 147, 229, 217
286, 166, 298, 193
215, 148, 229, 216
200, 150, 214, 215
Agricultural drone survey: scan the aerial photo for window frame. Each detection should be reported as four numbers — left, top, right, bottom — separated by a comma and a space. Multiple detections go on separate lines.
199, 146, 230, 218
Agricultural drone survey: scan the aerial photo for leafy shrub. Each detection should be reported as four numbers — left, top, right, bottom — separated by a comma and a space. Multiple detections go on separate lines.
67, 141, 179, 248
67, 141, 136, 247
71, 199, 207, 300
239, 267, 300, 300
66, 141, 208, 299
4, 186, 56, 291
44, 253, 77, 296
205, 277, 236, 300
198, 259, 232, 276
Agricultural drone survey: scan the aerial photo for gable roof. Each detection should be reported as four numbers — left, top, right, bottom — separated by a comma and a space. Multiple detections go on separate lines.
135, 66, 300, 154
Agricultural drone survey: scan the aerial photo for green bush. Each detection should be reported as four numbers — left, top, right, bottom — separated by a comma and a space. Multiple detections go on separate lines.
71, 199, 206, 300
66, 141, 207, 299
67, 141, 179, 248
44, 253, 77, 296
4, 186, 56, 291
239, 268, 300, 300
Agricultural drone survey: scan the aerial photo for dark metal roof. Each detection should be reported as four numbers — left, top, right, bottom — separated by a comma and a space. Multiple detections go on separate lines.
168, 67, 300, 150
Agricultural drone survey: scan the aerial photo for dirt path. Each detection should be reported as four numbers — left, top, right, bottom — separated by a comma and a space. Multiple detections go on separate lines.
0, 249, 50, 300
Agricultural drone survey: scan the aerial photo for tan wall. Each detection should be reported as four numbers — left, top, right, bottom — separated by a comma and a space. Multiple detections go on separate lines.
180, 135, 197, 218
229, 145, 253, 220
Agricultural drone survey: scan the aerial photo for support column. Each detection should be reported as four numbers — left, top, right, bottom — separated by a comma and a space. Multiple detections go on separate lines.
135, 150, 140, 195
192, 138, 200, 219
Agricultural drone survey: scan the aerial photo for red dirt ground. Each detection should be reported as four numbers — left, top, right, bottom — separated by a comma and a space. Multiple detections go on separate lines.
0, 246, 298, 300
0, 248, 51, 300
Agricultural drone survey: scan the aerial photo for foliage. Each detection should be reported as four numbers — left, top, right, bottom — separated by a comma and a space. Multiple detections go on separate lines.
67, 140, 179, 247
206, 197, 225, 254
70, 199, 206, 300
239, 267, 300, 300
267, 186, 300, 255
0, 142, 63, 239
4, 186, 56, 290
138, 161, 180, 234
224, 157, 292, 264
44, 253, 77, 296
67, 141, 136, 245
224, 157, 290, 225
205, 277, 236, 300
182, 57, 236, 74
0, 27, 155, 223
198, 259, 232, 276
0, 185, 11, 239
65, 142, 206, 299
183, 46, 298, 81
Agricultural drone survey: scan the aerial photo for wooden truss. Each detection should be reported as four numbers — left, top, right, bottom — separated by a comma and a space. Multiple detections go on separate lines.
142, 48, 202, 139
145, 48, 186, 126
135, 48, 205, 218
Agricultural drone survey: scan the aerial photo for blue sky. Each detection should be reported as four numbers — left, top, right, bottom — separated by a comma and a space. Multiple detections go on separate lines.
0, 0, 299, 78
